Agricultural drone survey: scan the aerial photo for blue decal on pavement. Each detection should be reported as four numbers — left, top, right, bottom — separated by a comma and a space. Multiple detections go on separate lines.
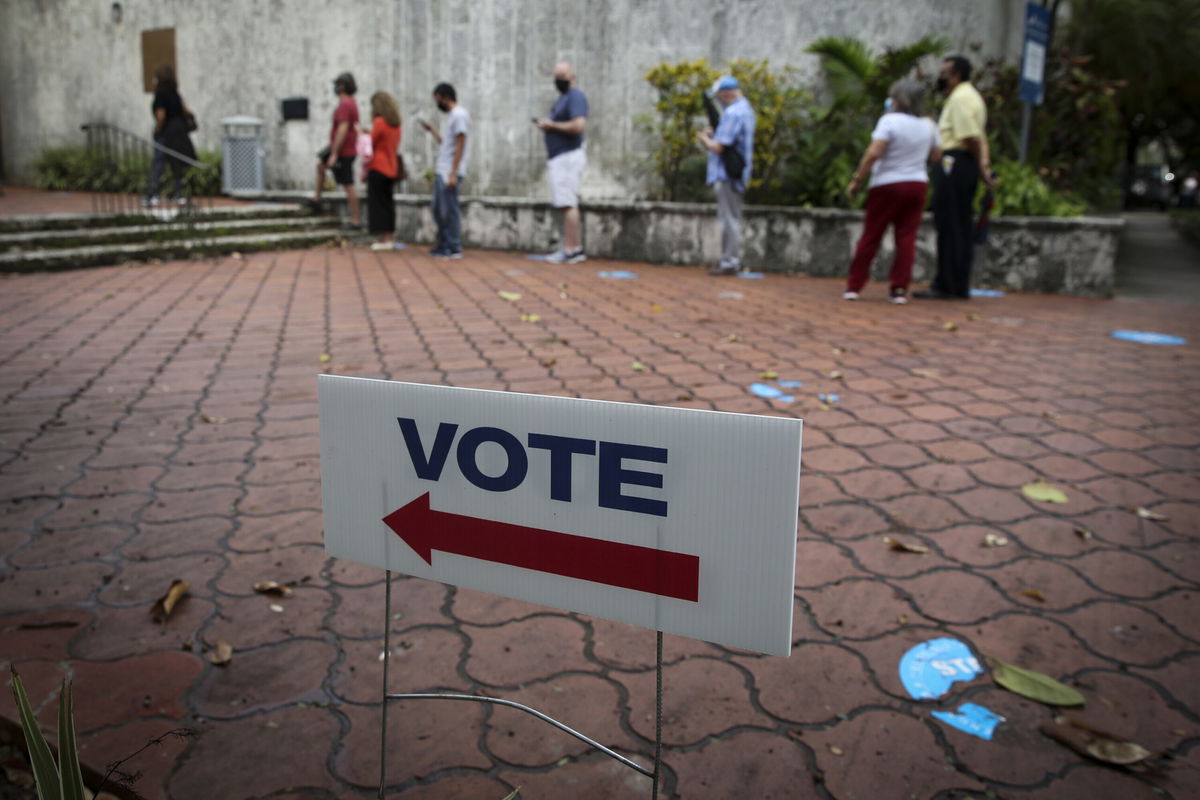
932, 703, 1005, 740
970, 288, 1005, 297
898, 638, 982, 699
598, 270, 638, 279
750, 383, 792, 402
1111, 330, 1186, 346
778, 380, 805, 388
737, 272, 765, 279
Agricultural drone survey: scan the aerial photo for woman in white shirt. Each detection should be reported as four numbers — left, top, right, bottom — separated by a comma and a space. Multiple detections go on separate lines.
843, 80, 943, 304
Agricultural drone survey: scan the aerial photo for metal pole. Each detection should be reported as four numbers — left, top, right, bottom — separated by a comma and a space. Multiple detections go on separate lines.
1019, 101, 1032, 165
379, 570, 392, 799
653, 630, 663, 800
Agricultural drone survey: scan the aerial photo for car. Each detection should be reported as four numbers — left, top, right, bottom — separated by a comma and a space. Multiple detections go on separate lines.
1127, 164, 1171, 210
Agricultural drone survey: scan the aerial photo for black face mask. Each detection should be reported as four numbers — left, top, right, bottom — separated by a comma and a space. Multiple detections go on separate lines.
555, 78, 570, 94
936, 76, 949, 93
436, 100, 449, 113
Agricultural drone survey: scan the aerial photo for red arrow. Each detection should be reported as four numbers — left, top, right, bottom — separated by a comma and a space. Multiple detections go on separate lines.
382, 493, 699, 602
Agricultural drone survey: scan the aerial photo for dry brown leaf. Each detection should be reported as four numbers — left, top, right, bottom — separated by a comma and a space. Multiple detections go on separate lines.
209, 639, 234, 666
942, 321, 958, 331
650, 304, 664, 312
1041, 410, 1061, 420
759, 370, 779, 379
252, 581, 294, 598
897, 614, 909, 625
1021, 588, 1047, 603
520, 313, 542, 323
318, 353, 332, 363
1073, 526, 1094, 541
725, 333, 741, 342
910, 368, 941, 378
1041, 717, 1153, 768
676, 394, 693, 401
981, 533, 1009, 548
268, 603, 285, 613
828, 370, 844, 380
540, 358, 557, 368
827, 744, 844, 756
1134, 506, 1168, 521
631, 361, 647, 372
883, 536, 929, 555
199, 413, 228, 424
831, 347, 846, 356
150, 579, 190, 622
966, 312, 981, 321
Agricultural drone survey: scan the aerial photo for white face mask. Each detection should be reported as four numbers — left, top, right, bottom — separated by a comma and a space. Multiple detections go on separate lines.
884, 97, 894, 112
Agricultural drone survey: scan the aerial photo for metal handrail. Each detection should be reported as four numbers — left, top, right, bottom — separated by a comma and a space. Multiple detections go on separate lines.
82, 122, 211, 170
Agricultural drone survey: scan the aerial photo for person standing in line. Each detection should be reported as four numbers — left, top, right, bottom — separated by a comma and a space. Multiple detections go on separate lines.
311, 72, 362, 231
143, 64, 197, 206
697, 76, 756, 276
419, 83, 469, 259
915, 55, 993, 299
535, 61, 589, 263
843, 80, 942, 304
365, 91, 402, 251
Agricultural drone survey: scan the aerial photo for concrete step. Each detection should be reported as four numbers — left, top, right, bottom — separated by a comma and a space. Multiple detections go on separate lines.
0, 227, 344, 272
1, 215, 339, 251
0, 201, 328, 233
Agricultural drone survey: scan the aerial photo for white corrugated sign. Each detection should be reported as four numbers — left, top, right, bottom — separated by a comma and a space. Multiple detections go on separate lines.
319, 376, 803, 655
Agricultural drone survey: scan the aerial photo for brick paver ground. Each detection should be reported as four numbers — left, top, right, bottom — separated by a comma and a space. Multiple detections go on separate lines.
1, 236, 1198, 799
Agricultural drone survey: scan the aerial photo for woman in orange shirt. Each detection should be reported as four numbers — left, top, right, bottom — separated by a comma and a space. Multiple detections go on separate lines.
366, 91, 402, 250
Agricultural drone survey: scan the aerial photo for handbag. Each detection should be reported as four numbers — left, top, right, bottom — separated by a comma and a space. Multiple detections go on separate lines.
183, 111, 198, 133
395, 152, 408, 182
721, 135, 745, 183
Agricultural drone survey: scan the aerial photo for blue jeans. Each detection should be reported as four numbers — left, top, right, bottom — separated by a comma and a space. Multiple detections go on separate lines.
431, 174, 462, 252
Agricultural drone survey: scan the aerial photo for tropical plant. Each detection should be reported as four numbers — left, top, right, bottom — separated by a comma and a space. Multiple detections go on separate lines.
988, 159, 1086, 217
804, 34, 949, 109
9, 668, 88, 800
33, 145, 222, 197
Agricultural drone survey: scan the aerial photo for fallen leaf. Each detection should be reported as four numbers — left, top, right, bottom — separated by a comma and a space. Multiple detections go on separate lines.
966, 312, 981, 321
268, 603, 285, 613
676, 394, 693, 401
831, 347, 846, 356
209, 639, 234, 665
1021, 588, 1047, 602
650, 304, 664, 312
318, 354, 332, 363
1133, 506, 1168, 521
981, 534, 1009, 548
102, 291, 116, 300
988, 656, 1084, 706
556, 757, 571, 767
942, 321, 958, 331
1040, 717, 1152, 767
540, 358, 557, 367
725, 333, 741, 342
199, 414, 228, 424
897, 614, 909, 625
883, 536, 929, 555
252, 581, 294, 598
556, 283, 567, 290
1022, 479, 1069, 504
759, 370, 779, 379
520, 313, 542, 323
497, 291, 522, 301
827, 744, 844, 756
910, 368, 941, 378
150, 579, 190, 622
1073, 526, 1094, 541
891, 392, 909, 400
631, 361, 647, 372
266, 721, 280, 728
828, 370, 844, 380
1041, 410, 1061, 420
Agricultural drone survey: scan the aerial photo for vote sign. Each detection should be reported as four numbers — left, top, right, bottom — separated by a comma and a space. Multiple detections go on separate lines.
319, 376, 803, 656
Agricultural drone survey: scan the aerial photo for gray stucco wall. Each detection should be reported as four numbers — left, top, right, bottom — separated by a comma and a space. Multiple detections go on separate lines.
1, 0, 1026, 196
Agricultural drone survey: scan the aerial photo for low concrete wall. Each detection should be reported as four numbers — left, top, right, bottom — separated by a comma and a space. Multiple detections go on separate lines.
382, 195, 1123, 297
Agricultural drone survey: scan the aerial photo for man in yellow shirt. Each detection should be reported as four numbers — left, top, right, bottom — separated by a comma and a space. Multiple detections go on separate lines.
916, 56, 994, 300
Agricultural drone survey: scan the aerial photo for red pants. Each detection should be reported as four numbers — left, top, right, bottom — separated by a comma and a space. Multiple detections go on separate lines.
846, 181, 927, 293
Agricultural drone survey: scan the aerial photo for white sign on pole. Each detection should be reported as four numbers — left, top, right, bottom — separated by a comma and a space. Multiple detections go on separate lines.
319, 376, 803, 656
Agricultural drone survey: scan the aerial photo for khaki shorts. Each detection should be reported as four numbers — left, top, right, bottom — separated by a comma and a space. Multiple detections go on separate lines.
547, 147, 586, 208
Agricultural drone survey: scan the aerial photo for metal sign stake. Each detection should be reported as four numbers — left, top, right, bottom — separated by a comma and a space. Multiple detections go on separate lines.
376, 566, 666, 797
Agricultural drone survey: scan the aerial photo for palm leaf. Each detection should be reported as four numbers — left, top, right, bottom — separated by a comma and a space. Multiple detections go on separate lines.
10, 668, 63, 800
805, 37, 876, 106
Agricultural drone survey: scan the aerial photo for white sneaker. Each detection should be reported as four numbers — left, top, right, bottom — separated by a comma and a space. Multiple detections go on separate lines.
370, 241, 394, 251
543, 249, 570, 263
565, 249, 587, 264
889, 291, 909, 305
842, 291, 860, 300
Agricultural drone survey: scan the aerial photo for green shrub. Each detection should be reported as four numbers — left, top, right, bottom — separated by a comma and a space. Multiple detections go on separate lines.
988, 159, 1086, 217
32, 144, 221, 197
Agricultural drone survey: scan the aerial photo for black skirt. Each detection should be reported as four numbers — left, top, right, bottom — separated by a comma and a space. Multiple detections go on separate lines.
367, 170, 396, 234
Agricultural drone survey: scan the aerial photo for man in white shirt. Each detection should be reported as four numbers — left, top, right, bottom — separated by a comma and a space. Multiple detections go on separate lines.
420, 82, 470, 259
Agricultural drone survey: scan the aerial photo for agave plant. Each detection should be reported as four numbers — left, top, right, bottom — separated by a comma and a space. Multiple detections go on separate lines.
9, 668, 87, 800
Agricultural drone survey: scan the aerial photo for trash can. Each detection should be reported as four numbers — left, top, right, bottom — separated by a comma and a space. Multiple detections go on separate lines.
219, 116, 265, 193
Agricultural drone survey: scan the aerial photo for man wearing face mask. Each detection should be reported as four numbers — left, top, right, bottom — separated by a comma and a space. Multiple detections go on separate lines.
535, 62, 589, 264
915, 55, 993, 300
697, 76, 756, 276
310, 72, 361, 230
419, 83, 470, 259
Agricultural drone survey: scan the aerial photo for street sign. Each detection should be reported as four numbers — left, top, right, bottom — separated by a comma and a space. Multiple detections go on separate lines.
1019, 2, 1052, 106
319, 376, 803, 656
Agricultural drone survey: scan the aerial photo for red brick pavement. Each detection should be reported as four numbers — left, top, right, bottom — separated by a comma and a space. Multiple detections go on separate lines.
1, 243, 1199, 799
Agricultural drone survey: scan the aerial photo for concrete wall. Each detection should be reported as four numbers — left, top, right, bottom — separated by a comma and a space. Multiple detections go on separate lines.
377, 195, 1123, 297
1, 0, 1027, 196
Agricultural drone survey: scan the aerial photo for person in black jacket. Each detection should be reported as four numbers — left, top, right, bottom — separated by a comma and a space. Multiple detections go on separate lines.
144, 64, 197, 206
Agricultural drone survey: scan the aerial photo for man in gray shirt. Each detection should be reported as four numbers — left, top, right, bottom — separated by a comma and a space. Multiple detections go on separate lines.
419, 82, 470, 259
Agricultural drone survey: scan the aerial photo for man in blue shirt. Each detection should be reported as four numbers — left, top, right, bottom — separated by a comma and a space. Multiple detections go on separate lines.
697, 76, 755, 275
535, 62, 589, 263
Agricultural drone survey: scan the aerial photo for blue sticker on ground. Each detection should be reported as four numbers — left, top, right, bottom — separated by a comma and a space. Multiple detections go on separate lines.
1111, 330, 1186, 346
932, 703, 1005, 740
970, 288, 1005, 298
598, 270, 638, 279
750, 383, 792, 402
778, 380, 805, 388
737, 271, 765, 279
898, 638, 982, 700
391, 242, 406, 250
818, 393, 840, 405
526, 254, 550, 261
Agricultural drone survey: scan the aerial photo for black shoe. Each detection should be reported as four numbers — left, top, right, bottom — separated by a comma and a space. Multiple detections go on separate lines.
913, 288, 957, 299
708, 265, 738, 276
